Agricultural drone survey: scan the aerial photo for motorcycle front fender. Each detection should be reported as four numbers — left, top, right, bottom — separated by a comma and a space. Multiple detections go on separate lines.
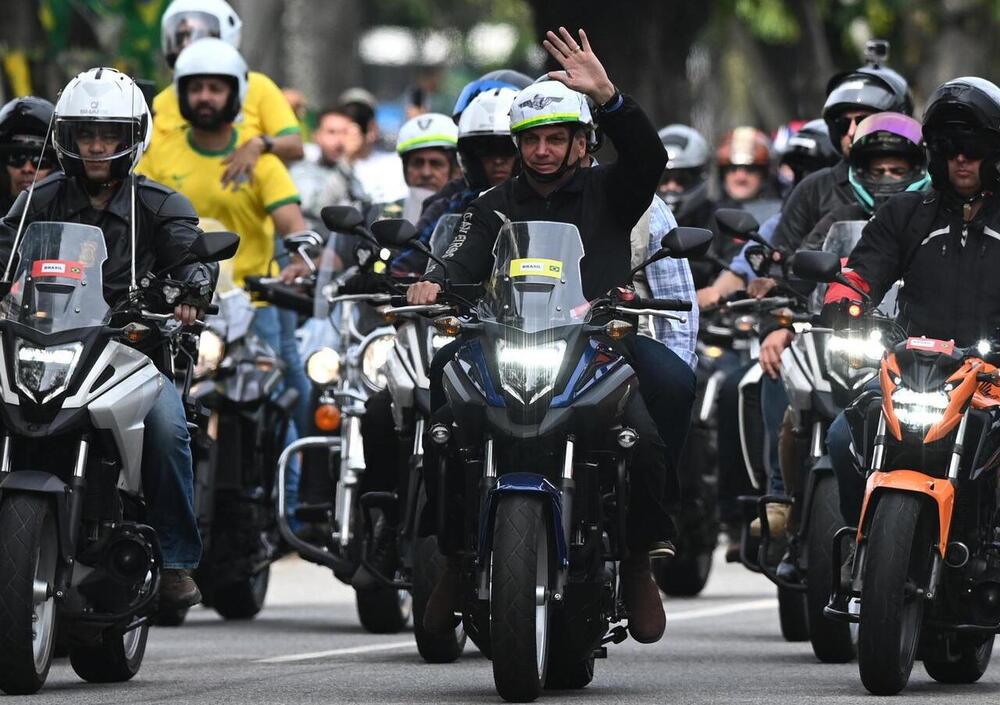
857, 470, 954, 556
476, 472, 568, 573
0, 471, 73, 560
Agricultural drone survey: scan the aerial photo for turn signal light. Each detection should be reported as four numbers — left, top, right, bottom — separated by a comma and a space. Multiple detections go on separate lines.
314, 403, 341, 432
604, 319, 633, 340
434, 316, 462, 336
848, 303, 863, 318
772, 307, 794, 328
122, 322, 151, 343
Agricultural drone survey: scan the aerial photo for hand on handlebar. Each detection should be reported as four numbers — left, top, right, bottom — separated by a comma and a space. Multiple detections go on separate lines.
747, 278, 777, 299
173, 304, 203, 326
280, 255, 312, 285
407, 281, 442, 305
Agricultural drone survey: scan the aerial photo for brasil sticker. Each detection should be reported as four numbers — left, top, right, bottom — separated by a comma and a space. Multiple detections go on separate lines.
509, 258, 563, 279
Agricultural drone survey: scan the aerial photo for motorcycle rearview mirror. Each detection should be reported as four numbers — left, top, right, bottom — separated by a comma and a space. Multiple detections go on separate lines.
321, 205, 365, 233
790, 249, 871, 304
370, 218, 418, 247
715, 208, 767, 245
190, 231, 240, 263
660, 226, 713, 259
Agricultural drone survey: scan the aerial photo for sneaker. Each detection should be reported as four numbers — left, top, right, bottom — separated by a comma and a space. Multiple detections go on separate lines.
160, 569, 202, 608
422, 558, 462, 634
620, 553, 666, 644
648, 540, 676, 561
749, 503, 790, 538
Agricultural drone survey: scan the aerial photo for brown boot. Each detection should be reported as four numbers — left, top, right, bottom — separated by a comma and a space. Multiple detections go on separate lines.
422, 558, 461, 634
749, 503, 790, 538
160, 569, 202, 608
620, 553, 665, 644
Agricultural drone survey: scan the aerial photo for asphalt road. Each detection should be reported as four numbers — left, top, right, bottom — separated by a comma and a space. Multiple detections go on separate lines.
22, 550, 1000, 704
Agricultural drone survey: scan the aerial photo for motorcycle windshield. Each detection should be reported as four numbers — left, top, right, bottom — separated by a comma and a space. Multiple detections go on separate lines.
479, 221, 587, 334
1, 222, 109, 334
428, 213, 462, 261
821, 220, 867, 258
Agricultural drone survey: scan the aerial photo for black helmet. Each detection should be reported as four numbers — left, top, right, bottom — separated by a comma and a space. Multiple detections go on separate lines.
922, 76, 1000, 193
0, 96, 55, 157
848, 112, 929, 211
823, 66, 913, 150
780, 118, 840, 184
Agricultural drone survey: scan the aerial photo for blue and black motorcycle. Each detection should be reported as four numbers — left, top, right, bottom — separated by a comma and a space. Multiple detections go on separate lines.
382, 219, 710, 702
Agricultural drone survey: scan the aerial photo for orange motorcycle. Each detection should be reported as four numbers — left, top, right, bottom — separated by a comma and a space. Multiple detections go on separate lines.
796, 250, 1000, 695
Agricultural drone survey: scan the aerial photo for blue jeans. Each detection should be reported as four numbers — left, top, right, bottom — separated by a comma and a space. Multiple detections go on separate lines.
252, 306, 305, 528
828, 411, 864, 526
761, 374, 788, 496
143, 376, 202, 569
630, 335, 697, 468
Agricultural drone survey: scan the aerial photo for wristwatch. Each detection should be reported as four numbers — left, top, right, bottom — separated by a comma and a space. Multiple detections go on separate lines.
260, 135, 274, 153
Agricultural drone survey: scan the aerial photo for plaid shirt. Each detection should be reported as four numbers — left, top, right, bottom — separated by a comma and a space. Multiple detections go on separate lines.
645, 198, 699, 369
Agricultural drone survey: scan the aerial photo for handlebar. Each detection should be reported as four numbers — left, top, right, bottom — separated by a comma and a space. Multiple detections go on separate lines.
382, 304, 454, 317
621, 297, 692, 312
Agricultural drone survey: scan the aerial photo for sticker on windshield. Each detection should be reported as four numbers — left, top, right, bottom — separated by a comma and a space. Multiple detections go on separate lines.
31, 260, 84, 280
509, 258, 563, 278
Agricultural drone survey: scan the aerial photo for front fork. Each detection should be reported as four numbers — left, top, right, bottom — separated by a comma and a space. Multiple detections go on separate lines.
335, 410, 366, 548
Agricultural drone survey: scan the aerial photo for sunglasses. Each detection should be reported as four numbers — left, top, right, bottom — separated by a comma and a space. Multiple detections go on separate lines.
831, 114, 871, 135
5, 152, 54, 170
929, 135, 994, 161
660, 169, 702, 189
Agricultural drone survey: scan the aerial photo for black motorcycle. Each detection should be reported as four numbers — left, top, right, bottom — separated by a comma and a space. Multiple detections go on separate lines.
396, 219, 710, 701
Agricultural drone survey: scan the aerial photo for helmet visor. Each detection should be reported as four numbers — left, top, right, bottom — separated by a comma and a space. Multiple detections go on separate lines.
164, 12, 222, 61
825, 78, 898, 115
55, 118, 139, 162
854, 113, 923, 146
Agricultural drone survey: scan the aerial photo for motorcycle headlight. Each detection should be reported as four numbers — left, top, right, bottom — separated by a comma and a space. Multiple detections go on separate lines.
497, 340, 566, 405
891, 387, 950, 429
307, 347, 341, 385
361, 334, 395, 391
194, 330, 224, 379
824, 330, 884, 389
15, 340, 83, 403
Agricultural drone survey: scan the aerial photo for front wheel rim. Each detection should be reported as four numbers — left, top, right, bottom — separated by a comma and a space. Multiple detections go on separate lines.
535, 528, 549, 676
31, 521, 57, 673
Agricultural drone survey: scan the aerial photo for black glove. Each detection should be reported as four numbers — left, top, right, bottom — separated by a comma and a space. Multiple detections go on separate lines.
820, 299, 862, 330
340, 268, 390, 295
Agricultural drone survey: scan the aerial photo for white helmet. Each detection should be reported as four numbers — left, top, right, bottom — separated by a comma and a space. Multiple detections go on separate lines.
509, 81, 593, 137
457, 88, 518, 189
53, 67, 151, 180
173, 38, 248, 125
396, 113, 458, 156
161, 0, 242, 68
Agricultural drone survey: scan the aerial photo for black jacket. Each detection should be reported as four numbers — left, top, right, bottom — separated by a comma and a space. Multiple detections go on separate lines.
423, 94, 666, 301
0, 172, 213, 309
771, 160, 855, 254
845, 190, 1000, 346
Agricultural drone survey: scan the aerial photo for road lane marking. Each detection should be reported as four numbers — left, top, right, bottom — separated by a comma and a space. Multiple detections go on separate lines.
257, 641, 415, 664
256, 598, 777, 664
668, 598, 778, 621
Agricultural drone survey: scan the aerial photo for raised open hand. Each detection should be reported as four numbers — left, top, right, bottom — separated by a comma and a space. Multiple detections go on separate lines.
543, 27, 616, 105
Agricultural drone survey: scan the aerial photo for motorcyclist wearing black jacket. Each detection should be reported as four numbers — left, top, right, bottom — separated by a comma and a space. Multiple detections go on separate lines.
410, 27, 680, 645
826, 77, 1000, 527
0, 68, 214, 608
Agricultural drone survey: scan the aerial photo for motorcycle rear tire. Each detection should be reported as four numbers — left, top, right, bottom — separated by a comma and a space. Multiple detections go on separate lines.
544, 652, 595, 690
150, 605, 189, 627
858, 492, 930, 695
412, 536, 465, 662
778, 586, 809, 642
806, 473, 856, 663
356, 586, 412, 634
0, 495, 58, 695
923, 635, 994, 684
213, 565, 270, 620
69, 624, 148, 683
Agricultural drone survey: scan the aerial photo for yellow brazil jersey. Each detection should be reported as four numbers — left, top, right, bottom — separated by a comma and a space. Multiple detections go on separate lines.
152, 71, 300, 142
137, 127, 300, 287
